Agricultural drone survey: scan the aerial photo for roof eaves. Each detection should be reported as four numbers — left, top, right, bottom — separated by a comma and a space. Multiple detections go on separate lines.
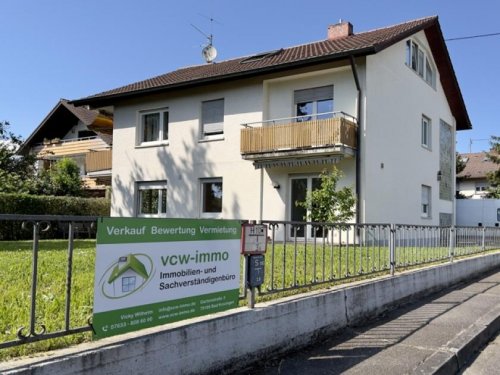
18, 100, 66, 154
71, 46, 377, 107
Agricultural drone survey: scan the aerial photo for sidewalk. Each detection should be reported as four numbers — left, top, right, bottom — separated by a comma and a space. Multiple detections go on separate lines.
245, 269, 500, 375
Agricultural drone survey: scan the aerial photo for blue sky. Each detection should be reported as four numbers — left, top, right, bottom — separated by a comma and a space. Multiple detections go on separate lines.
1, 0, 498, 153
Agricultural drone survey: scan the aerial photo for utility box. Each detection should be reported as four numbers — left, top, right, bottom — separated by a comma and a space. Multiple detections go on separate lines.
247, 254, 265, 288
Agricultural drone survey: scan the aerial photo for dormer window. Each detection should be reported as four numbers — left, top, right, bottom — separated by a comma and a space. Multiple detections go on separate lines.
406, 40, 435, 87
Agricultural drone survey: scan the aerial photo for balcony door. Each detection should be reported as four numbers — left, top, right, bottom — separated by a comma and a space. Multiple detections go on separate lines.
289, 176, 321, 238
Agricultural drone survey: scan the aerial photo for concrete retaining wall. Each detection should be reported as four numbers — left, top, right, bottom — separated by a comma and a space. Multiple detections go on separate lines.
3, 253, 500, 375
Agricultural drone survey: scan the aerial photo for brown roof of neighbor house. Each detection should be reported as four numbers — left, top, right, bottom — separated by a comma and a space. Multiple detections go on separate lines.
19, 99, 113, 153
457, 152, 498, 179
72, 16, 471, 130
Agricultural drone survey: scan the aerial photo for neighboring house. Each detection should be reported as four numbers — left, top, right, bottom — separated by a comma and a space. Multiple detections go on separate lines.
457, 152, 497, 199
19, 99, 113, 197
73, 16, 471, 235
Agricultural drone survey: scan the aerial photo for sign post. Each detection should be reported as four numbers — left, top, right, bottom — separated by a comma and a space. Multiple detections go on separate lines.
92, 217, 241, 339
241, 223, 268, 308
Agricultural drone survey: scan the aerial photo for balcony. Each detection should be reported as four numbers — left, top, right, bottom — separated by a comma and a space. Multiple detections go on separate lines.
240, 112, 357, 166
86, 149, 112, 173
32, 136, 110, 157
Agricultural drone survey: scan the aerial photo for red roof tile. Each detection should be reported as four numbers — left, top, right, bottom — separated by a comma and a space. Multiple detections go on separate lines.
72, 16, 471, 130
457, 152, 498, 179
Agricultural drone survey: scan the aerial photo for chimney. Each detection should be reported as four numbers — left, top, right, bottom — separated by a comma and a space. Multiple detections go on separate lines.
328, 20, 353, 40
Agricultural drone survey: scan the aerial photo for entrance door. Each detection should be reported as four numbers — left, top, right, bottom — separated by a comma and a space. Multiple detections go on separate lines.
289, 176, 321, 238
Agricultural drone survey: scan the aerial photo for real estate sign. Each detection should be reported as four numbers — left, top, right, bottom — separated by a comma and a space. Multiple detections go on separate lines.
93, 217, 241, 339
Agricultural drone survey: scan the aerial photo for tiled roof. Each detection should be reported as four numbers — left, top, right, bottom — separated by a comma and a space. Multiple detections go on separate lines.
79, 16, 436, 101
72, 16, 471, 130
457, 152, 498, 179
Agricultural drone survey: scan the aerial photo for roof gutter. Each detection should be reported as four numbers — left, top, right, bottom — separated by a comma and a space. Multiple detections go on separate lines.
349, 55, 362, 225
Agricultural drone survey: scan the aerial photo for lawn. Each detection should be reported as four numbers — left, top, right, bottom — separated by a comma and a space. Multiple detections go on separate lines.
0, 240, 95, 360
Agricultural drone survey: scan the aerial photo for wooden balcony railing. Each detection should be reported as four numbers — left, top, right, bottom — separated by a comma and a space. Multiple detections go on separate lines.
32, 137, 109, 157
240, 117, 357, 155
86, 149, 112, 172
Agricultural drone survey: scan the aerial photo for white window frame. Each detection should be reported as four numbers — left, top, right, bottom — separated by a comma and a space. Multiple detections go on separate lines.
200, 177, 223, 218
200, 99, 224, 141
421, 185, 431, 219
406, 39, 435, 87
136, 181, 168, 217
294, 85, 334, 122
137, 108, 169, 146
421, 115, 432, 150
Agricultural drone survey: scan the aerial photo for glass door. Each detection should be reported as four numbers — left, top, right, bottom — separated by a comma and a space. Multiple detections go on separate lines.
289, 176, 321, 239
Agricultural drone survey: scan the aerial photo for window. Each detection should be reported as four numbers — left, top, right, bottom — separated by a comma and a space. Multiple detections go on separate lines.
406, 40, 435, 87
294, 85, 334, 122
421, 115, 431, 149
421, 185, 431, 218
136, 182, 167, 217
201, 99, 224, 139
122, 276, 136, 293
138, 109, 169, 145
200, 178, 223, 214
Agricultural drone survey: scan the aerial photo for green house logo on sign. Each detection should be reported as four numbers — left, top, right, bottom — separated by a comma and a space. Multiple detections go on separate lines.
99, 253, 154, 299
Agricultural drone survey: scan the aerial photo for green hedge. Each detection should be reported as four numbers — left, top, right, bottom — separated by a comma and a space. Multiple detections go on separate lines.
0, 193, 110, 240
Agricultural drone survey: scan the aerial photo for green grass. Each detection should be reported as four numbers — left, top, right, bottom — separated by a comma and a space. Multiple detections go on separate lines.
0, 240, 95, 360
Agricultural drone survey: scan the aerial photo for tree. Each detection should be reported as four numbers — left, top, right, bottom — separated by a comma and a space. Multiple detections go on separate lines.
296, 167, 356, 224
36, 158, 84, 197
0, 121, 38, 193
456, 152, 466, 175
486, 135, 500, 198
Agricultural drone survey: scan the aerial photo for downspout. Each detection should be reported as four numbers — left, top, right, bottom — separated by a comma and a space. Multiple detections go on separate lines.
349, 56, 362, 225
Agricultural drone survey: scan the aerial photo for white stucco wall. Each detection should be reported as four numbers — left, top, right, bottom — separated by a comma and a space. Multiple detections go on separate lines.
111, 68, 358, 225
362, 31, 456, 225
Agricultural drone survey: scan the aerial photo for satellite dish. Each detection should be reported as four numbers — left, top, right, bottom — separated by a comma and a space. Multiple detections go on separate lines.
202, 44, 217, 63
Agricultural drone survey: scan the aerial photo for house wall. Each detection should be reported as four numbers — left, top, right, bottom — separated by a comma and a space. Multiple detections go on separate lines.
363, 31, 456, 225
457, 178, 490, 199
110, 68, 358, 223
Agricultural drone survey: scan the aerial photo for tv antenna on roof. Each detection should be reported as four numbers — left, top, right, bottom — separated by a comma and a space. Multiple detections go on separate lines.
191, 19, 218, 63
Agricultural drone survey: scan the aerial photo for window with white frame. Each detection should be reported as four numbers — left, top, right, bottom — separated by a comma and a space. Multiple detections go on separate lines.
421, 185, 431, 218
136, 181, 167, 217
138, 109, 169, 145
201, 99, 224, 139
294, 85, 334, 122
421, 115, 431, 149
200, 178, 223, 214
405, 40, 435, 87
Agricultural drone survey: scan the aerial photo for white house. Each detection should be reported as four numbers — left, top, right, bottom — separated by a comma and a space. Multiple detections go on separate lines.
457, 152, 497, 199
73, 16, 471, 232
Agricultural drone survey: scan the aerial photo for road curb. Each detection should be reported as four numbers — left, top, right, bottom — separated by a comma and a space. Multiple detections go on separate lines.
415, 304, 500, 374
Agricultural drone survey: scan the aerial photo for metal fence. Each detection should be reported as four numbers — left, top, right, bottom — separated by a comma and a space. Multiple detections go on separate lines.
1, 215, 499, 352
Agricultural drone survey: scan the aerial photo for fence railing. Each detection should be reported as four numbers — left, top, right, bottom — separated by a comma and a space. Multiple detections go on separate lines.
0, 214, 98, 351
257, 221, 500, 296
1, 215, 499, 353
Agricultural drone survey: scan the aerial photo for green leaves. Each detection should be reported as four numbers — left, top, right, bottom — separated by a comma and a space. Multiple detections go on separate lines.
296, 167, 356, 224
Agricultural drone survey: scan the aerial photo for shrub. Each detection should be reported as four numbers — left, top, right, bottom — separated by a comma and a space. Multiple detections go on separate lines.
0, 193, 110, 240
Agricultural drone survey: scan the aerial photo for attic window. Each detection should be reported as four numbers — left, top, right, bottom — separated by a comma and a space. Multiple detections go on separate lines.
405, 40, 435, 87
240, 49, 283, 64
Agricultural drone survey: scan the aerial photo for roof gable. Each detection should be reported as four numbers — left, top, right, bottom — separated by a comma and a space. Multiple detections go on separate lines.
19, 99, 112, 153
